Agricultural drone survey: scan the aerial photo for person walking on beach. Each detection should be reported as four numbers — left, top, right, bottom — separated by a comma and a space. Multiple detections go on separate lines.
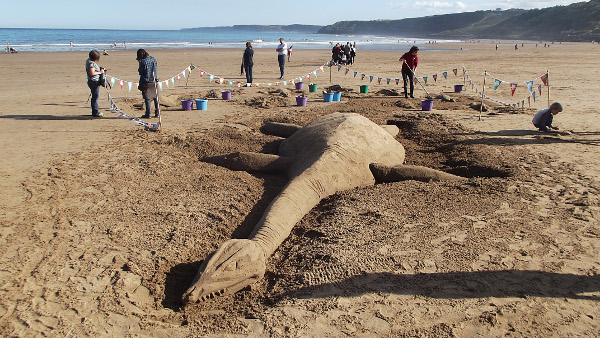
532, 102, 562, 132
136, 49, 160, 119
241, 42, 254, 86
287, 45, 293, 62
399, 46, 419, 99
276, 38, 287, 79
85, 49, 106, 117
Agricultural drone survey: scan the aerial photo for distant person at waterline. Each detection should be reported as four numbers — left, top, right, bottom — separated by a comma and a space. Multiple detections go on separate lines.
275, 38, 287, 79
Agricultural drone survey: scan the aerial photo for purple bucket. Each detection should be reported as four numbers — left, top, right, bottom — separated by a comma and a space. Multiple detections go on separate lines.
221, 91, 232, 100
295, 82, 303, 90
454, 84, 464, 93
421, 99, 434, 111
296, 96, 308, 106
181, 99, 193, 110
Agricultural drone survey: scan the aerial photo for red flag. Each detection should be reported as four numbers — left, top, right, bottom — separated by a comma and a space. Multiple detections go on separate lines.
510, 83, 517, 96
199, 71, 204, 77
541, 73, 548, 86
433, 74, 437, 82
377, 77, 382, 84
345, 68, 349, 75
395, 79, 399, 85
177, 74, 181, 82
361, 74, 365, 80
452, 68, 457, 76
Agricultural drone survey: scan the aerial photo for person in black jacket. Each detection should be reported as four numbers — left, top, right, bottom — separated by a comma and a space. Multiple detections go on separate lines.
241, 42, 254, 86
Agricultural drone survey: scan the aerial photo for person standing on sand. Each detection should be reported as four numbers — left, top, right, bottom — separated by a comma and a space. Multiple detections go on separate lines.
241, 42, 254, 86
399, 46, 419, 99
287, 45, 293, 62
85, 50, 106, 117
532, 102, 562, 132
275, 38, 287, 79
136, 49, 160, 119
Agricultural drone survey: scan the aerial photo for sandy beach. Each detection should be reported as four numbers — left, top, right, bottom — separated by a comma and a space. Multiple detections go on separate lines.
1, 42, 599, 336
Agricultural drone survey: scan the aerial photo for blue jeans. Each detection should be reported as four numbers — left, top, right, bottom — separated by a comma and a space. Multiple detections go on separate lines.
278, 54, 285, 78
87, 80, 100, 116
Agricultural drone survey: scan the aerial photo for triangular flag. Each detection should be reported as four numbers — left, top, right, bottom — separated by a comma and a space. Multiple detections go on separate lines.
442, 72, 447, 79
377, 77, 381, 84
494, 78, 502, 91
209, 75, 214, 82
119, 80, 123, 89
423, 76, 428, 84
532, 91, 537, 102
219, 78, 224, 84
238, 82, 242, 87
541, 73, 548, 86
452, 68, 457, 76
369, 76, 373, 83
313, 70, 318, 77
299, 77, 303, 82
345, 68, 349, 75
386, 78, 390, 85
307, 74, 311, 80
200, 71, 204, 77
528, 96, 531, 106
510, 83, 517, 96
354, 71, 357, 78
229, 81, 233, 88
171, 78, 175, 86
110, 77, 115, 87
433, 74, 437, 82
395, 79, 399, 85
361, 74, 365, 80
158, 82, 163, 90
338, 65, 342, 71
165, 80, 169, 88
128, 82, 132, 91
183, 69, 187, 78
538, 84, 542, 95
177, 74, 181, 82
526, 80, 533, 93
320, 66, 324, 72
283, 81, 288, 86
414, 77, 418, 84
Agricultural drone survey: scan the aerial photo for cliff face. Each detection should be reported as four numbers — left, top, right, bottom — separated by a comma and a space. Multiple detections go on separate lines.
318, 1, 600, 41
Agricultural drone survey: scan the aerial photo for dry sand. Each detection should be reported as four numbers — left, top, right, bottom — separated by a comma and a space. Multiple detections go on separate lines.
0, 42, 599, 336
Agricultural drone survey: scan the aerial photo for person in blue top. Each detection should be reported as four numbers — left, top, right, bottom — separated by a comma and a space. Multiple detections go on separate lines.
241, 42, 254, 86
532, 102, 562, 132
85, 49, 106, 117
136, 49, 160, 119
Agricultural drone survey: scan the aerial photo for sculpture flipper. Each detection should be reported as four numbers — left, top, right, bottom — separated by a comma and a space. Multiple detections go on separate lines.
203, 152, 294, 173
369, 163, 468, 183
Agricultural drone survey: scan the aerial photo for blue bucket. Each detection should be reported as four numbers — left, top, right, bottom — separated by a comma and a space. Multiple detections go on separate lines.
333, 92, 342, 101
323, 92, 334, 102
195, 99, 208, 110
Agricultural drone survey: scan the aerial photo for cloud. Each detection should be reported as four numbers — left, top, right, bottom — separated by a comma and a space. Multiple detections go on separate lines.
389, 1, 469, 13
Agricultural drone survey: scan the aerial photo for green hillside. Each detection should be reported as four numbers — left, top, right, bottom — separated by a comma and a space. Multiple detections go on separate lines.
318, 0, 600, 41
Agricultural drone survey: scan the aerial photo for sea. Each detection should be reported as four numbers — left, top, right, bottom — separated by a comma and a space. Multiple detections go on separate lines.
0, 28, 459, 53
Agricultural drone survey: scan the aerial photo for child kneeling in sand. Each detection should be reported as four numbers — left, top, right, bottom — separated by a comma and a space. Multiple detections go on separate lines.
532, 102, 562, 132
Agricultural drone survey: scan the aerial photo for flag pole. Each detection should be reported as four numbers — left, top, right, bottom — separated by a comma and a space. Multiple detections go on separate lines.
479, 71, 487, 121
546, 70, 550, 108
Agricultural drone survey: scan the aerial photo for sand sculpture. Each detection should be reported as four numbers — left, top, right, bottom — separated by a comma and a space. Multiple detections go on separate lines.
183, 113, 466, 304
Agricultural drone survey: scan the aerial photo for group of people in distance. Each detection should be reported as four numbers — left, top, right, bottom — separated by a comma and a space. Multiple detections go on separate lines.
331, 42, 356, 65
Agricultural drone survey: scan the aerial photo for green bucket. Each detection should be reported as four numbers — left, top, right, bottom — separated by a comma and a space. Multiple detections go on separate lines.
309, 84, 318, 92
360, 85, 369, 93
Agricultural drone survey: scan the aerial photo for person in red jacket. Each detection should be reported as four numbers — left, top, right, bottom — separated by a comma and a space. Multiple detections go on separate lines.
399, 46, 419, 98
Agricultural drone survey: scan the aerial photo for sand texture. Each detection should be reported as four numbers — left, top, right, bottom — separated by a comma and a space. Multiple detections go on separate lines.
1, 42, 599, 336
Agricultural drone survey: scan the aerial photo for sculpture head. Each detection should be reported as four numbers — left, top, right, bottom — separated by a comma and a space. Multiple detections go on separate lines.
182, 239, 266, 304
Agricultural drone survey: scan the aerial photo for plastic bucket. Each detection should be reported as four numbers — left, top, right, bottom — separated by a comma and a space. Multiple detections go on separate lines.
295, 96, 308, 106
421, 99, 434, 111
360, 85, 369, 93
309, 84, 318, 92
333, 92, 342, 101
454, 84, 464, 93
323, 92, 334, 102
295, 82, 304, 90
195, 99, 208, 110
221, 91, 232, 100
181, 99, 193, 111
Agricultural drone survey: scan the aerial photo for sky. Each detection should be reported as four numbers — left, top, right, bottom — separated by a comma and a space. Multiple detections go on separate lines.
2, 0, 586, 30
